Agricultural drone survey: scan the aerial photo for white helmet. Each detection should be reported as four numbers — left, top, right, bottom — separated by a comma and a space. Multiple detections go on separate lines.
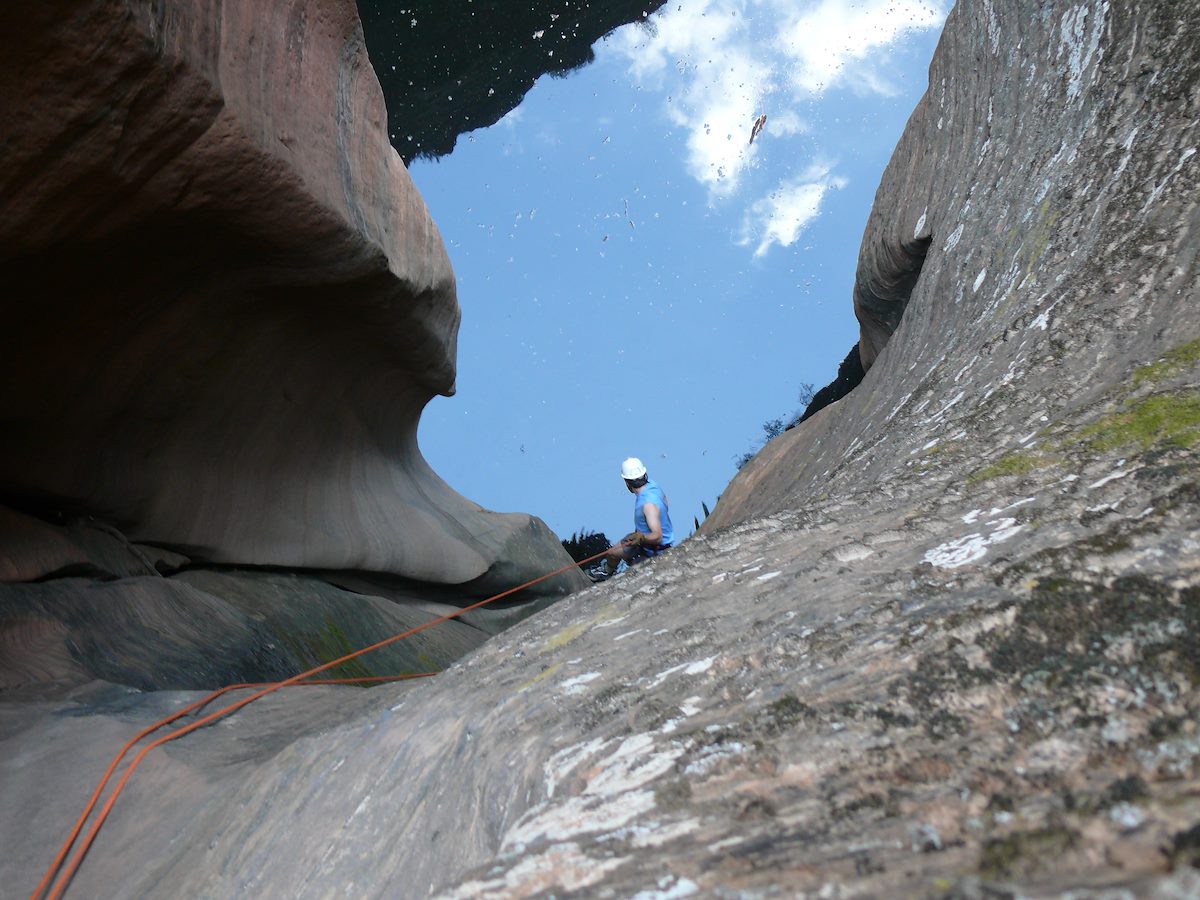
621, 457, 647, 480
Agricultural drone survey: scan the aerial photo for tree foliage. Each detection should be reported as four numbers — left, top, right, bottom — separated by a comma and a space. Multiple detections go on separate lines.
734, 383, 815, 470
561, 528, 610, 563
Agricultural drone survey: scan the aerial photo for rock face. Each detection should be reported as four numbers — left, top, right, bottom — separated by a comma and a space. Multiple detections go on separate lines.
0, 0, 584, 596
4, 1, 1200, 898
357, 0, 668, 162
708, 0, 1200, 530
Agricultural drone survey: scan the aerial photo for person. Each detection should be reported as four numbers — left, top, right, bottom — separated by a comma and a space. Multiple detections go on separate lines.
588, 457, 674, 581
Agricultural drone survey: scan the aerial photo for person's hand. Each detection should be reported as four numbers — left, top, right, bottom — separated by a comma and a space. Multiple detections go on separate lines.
622, 531, 643, 547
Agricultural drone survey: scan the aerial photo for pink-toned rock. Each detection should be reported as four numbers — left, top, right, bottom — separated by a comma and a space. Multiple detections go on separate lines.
0, 507, 91, 583
0, 0, 583, 594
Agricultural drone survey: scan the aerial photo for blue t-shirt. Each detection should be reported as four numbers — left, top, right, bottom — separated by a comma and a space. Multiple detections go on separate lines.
634, 479, 674, 548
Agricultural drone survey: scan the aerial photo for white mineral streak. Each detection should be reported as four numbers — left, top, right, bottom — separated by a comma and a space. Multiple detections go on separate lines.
560, 672, 601, 696
630, 820, 700, 849
1142, 147, 1197, 212
662, 696, 705, 734
756, 571, 782, 582
649, 661, 689, 687
348, 794, 371, 822
679, 697, 703, 716
545, 737, 609, 798
438, 841, 625, 899
505, 733, 687, 852
923, 518, 1024, 569
886, 391, 914, 423
501, 789, 657, 853
982, 0, 1000, 53
684, 741, 747, 776
1059, 1, 1108, 102
832, 544, 873, 563
586, 734, 685, 798
649, 656, 715, 688
631, 876, 700, 899
943, 222, 965, 253
1089, 468, 1130, 489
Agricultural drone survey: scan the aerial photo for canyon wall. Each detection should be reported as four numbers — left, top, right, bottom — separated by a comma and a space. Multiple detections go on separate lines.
0, 0, 589, 602
708, 0, 1199, 530
3, 1, 1199, 898
358, 0, 668, 162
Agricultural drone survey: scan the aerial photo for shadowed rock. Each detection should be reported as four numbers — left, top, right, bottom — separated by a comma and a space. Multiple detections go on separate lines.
3, 1, 1199, 898
792, 342, 867, 428
0, 0, 584, 598
357, 0, 668, 162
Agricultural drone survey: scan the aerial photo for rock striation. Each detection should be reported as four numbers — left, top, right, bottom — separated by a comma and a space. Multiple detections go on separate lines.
3, 1, 1200, 898
708, 0, 1200, 531
0, 0, 585, 599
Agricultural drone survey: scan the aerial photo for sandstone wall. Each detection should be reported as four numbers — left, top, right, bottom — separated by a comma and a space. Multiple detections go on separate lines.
0, 0, 583, 593
707, 0, 1199, 531
4, 2, 1199, 898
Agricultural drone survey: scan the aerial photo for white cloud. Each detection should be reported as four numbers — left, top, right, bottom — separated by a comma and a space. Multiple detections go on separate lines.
603, 0, 948, 204
775, 0, 947, 94
738, 163, 847, 257
608, 2, 772, 194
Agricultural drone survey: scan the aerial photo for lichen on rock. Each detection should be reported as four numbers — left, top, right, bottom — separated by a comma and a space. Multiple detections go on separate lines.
2, 0, 1199, 898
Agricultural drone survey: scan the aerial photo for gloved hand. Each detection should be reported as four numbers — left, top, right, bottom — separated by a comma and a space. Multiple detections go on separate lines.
622, 531, 644, 547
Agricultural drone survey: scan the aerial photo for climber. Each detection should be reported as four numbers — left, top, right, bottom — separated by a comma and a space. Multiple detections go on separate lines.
588, 457, 675, 582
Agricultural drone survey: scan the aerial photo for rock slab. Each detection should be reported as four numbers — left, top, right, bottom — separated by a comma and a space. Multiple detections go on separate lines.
3, 1, 1199, 898
0, 0, 582, 595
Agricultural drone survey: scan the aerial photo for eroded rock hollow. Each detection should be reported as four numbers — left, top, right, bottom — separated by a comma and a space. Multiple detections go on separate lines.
1, 0, 571, 583
0, 0, 628, 688
3, 0, 1199, 898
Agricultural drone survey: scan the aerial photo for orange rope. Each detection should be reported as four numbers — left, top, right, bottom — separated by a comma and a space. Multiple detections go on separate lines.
34, 550, 608, 900
30, 673, 436, 900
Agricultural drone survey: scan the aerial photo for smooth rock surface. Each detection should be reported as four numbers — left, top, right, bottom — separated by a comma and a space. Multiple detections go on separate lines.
3, 1, 1199, 898
0, 569, 490, 693
0, 0, 582, 595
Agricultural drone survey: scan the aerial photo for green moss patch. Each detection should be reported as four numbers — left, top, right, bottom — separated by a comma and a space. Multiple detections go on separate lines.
969, 450, 1059, 484
1133, 336, 1200, 386
983, 574, 1199, 684
969, 339, 1200, 484
281, 617, 377, 681
1078, 391, 1200, 451
758, 694, 817, 737
979, 826, 1079, 879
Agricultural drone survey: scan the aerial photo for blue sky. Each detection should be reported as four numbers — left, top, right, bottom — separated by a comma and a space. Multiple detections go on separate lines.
411, 0, 949, 545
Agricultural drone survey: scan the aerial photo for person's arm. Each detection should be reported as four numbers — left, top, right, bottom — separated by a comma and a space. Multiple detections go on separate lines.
623, 503, 663, 546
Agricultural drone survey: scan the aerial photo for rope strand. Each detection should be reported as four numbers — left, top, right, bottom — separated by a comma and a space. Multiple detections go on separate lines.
34, 550, 607, 900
